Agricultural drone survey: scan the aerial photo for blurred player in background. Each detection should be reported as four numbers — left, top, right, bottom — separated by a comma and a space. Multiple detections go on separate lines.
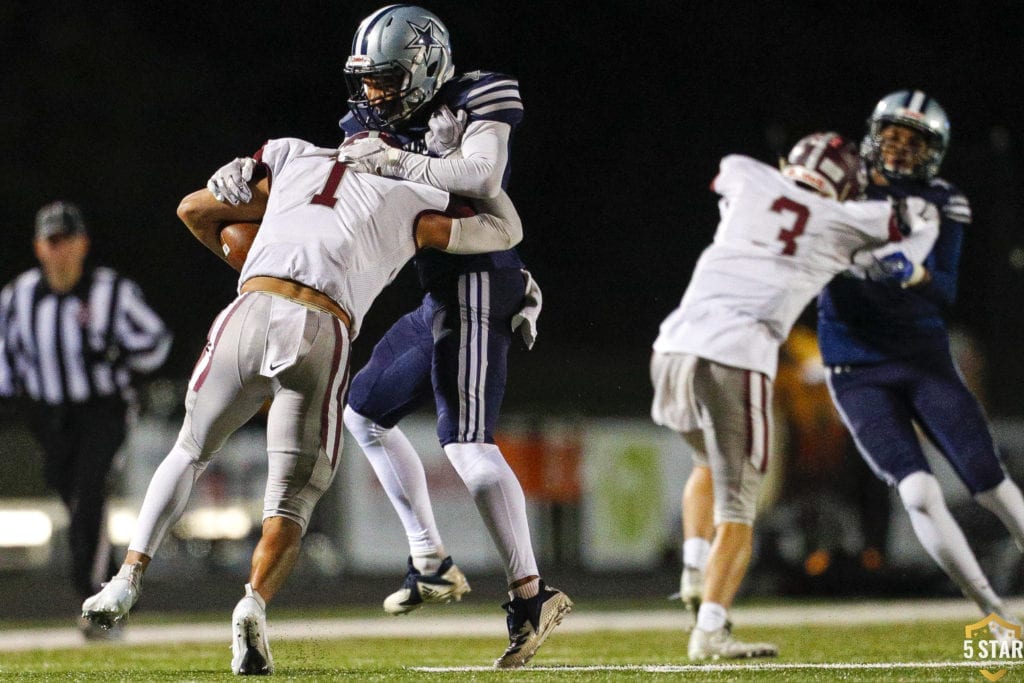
82, 133, 524, 674
336, 5, 568, 669
652, 132, 940, 660
818, 90, 1024, 630
0, 201, 171, 639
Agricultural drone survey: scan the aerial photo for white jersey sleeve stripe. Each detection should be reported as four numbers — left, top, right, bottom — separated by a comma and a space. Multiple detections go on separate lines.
472, 101, 524, 116
467, 88, 521, 108
467, 79, 519, 100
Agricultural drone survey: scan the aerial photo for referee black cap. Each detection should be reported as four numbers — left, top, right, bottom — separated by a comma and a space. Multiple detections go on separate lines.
35, 201, 87, 240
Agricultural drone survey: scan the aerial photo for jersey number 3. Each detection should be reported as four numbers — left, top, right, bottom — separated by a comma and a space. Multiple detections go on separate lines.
771, 196, 809, 256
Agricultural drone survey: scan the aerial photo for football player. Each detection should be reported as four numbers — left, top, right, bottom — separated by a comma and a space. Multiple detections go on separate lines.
81, 134, 524, 674
652, 132, 940, 660
818, 91, 1024, 631
338, 5, 568, 669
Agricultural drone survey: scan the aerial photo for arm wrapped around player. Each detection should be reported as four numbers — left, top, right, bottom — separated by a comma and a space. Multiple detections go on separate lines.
344, 120, 509, 199
444, 190, 523, 254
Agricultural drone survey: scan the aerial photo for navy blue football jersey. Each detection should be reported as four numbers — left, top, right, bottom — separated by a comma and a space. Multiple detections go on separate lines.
817, 177, 970, 365
340, 70, 524, 290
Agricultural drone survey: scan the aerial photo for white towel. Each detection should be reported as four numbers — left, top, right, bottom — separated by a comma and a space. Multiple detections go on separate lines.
511, 269, 543, 350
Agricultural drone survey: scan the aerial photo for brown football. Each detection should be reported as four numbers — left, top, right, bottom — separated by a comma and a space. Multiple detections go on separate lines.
218, 222, 260, 272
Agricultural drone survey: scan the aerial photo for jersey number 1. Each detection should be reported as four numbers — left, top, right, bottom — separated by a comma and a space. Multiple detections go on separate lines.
771, 196, 809, 256
310, 161, 348, 208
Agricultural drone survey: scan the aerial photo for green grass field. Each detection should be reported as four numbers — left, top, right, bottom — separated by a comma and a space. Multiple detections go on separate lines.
1, 606, 1021, 682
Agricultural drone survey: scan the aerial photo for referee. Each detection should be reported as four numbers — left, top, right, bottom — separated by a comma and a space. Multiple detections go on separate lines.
0, 201, 171, 636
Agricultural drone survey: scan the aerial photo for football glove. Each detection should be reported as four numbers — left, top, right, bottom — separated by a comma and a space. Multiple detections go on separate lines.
865, 251, 927, 288
338, 134, 406, 176
207, 157, 256, 206
425, 105, 468, 157
898, 196, 940, 235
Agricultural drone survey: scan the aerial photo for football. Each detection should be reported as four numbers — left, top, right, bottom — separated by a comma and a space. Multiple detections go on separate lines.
446, 195, 476, 218
218, 222, 259, 272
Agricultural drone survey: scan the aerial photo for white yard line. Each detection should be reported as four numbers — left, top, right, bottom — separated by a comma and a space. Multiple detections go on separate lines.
418, 662, 1023, 673
3, 597, 1022, 652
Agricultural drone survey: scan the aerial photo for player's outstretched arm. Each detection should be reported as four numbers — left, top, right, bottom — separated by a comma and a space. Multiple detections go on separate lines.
852, 197, 939, 288
415, 189, 522, 254
177, 177, 268, 259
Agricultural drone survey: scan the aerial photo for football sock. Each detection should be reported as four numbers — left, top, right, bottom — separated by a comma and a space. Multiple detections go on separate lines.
411, 551, 445, 575
696, 601, 728, 632
510, 578, 540, 600
684, 537, 711, 571
974, 477, 1024, 552
898, 472, 1004, 612
128, 446, 205, 558
343, 407, 445, 558
444, 442, 539, 584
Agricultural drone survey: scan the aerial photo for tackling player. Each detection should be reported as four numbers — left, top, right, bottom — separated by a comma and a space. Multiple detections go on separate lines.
652, 132, 940, 660
81, 134, 523, 675
818, 90, 1024, 632
338, 5, 567, 669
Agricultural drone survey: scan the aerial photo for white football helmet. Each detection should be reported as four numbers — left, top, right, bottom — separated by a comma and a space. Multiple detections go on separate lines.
861, 90, 950, 181
782, 132, 866, 202
344, 5, 455, 130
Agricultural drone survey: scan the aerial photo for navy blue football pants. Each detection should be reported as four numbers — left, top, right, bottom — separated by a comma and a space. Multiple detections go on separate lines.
348, 269, 525, 446
826, 350, 1006, 494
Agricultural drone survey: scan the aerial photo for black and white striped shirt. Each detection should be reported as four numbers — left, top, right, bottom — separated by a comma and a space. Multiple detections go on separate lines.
0, 266, 171, 406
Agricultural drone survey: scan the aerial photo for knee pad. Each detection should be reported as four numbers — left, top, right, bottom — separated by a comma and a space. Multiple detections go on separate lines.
343, 405, 388, 445
898, 471, 943, 513
444, 442, 509, 494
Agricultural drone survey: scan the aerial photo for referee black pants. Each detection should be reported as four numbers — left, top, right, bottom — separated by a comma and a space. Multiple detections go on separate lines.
29, 397, 127, 600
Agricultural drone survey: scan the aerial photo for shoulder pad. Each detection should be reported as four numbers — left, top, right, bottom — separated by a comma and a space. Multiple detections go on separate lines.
445, 71, 522, 127
930, 178, 972, 225
339, 112, 365, 138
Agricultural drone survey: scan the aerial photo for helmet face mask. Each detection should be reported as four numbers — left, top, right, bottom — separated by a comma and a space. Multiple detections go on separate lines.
782, 132, 867, 202
861, 90, 950, 182
345, 62, 413, 129
344, 5, 455, 131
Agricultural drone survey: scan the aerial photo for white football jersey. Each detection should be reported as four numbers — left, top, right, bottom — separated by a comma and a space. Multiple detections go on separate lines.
653, 154, 907, 379
240, 138, 450, 338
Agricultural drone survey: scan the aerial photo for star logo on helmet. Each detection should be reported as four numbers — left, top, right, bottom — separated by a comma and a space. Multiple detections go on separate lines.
405, 19, 442, 52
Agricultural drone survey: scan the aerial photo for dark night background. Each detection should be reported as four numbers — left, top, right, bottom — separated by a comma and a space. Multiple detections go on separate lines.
3, 1, 1024, 417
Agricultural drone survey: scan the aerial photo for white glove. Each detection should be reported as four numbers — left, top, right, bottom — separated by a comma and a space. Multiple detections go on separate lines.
207, 157, 256, 205
425, 106, 468, 157
899, 196, 939, 234
338, 133, 405, 176
338, 133, 392, 163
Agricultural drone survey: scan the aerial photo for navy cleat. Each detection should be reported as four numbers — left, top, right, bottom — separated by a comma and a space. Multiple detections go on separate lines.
494, 581, 573, 669
383, 556, 471, 615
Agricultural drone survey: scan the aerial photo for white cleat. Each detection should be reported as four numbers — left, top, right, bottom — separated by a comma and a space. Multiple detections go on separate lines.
990, 611, 1024, 645
688, 625, 778, 661
231, 584, 274, 675
680, 565, 703, 629
383, 556, 471, 616
81, 562, 144, 630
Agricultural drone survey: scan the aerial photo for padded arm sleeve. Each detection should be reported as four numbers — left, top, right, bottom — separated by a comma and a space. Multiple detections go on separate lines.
394, 121, 510, 198
444, 190, 523, 254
